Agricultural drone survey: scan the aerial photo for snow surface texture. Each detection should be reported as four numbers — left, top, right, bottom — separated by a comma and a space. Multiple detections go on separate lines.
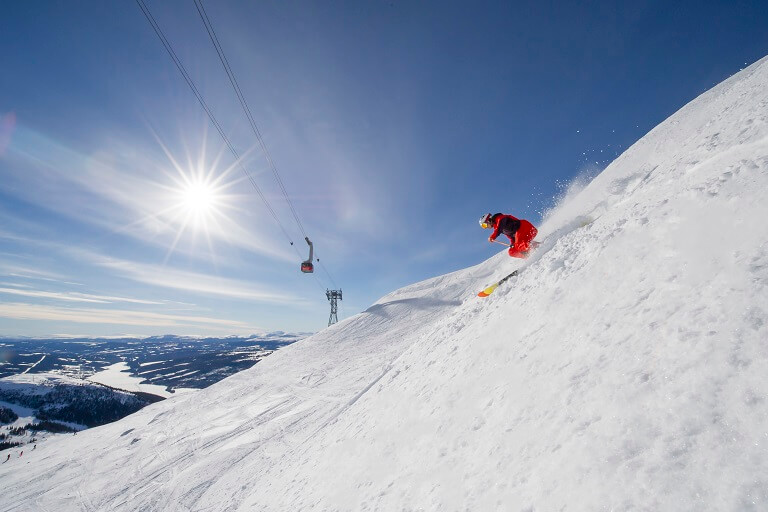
2, 57, 768, 511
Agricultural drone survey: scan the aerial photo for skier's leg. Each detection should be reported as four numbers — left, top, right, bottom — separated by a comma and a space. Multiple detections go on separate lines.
524, 225, 539, 253
518, 221, 537, 251
509, 221, 537, 257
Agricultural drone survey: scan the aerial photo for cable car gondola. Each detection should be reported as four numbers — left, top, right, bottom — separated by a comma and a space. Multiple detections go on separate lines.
301, 237, 314, 273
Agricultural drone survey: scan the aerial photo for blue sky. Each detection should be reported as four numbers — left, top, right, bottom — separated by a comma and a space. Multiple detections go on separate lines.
1, 0, 767, 337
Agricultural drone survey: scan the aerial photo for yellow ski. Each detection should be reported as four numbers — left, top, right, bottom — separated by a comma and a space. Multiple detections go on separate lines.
477, 270, 519, 297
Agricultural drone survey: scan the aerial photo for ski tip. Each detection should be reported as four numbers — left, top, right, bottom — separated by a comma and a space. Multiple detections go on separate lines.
477, 284, 498, 297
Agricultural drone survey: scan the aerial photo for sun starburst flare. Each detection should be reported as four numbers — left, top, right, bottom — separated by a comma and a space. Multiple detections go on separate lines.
178, 179, 219, 228
118, 130, 262, 263
159, 166, 238, 263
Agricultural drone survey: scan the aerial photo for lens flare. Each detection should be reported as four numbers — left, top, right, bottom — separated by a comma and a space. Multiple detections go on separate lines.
137, 132, 247, 262
181, 181, 216, 221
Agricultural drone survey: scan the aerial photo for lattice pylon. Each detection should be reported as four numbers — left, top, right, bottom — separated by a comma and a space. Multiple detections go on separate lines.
326, 289, 342, 326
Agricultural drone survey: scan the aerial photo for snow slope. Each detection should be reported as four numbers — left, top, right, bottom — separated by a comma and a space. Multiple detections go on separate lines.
2, 57, 768, 510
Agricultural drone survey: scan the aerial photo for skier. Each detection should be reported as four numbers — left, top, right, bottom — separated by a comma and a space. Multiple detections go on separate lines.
479, 213, 539, 258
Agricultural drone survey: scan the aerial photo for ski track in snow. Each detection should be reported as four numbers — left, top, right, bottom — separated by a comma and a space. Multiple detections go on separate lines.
2, 57, 768, 511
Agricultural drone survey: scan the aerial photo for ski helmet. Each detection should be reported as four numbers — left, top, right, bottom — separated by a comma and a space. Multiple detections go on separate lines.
479, 213, 492, 229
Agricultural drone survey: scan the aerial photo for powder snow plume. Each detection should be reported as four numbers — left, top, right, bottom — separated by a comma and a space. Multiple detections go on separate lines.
2, 56, 768, 510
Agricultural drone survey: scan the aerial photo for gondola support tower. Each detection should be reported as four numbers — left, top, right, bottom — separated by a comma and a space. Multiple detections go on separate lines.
326, 289, 342, 326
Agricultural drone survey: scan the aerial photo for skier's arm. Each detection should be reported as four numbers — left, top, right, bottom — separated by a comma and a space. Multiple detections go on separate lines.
489, 223, 500, 241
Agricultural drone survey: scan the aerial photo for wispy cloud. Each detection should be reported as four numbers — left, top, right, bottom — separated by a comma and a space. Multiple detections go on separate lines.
0, 261, 84, 287
0, 282, 31, 289
1, 236, 299, 306
72, 249, 302, 304
0, 302, 250, 330
0, 287, 104, 303
4, 125, 297, 264
0, 287, 163, 305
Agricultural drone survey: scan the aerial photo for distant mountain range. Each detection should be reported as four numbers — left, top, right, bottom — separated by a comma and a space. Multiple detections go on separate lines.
0, 333, 306, 390
0, 333, 304, 454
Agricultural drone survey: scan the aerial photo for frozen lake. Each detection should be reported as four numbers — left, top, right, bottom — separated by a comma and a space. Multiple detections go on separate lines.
87, 362, 172, 398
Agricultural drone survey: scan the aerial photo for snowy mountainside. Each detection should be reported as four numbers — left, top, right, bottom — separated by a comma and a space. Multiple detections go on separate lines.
3, 56, 768, 510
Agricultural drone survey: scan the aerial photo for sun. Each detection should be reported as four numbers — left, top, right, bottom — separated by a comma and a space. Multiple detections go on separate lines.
145, 167, 236, 262
174, 177, 223, 231
181, 181, 216, 218
141, 134, 245, 260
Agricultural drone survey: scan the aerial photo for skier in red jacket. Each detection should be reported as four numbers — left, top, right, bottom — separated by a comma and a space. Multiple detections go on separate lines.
479, 213, 539, 258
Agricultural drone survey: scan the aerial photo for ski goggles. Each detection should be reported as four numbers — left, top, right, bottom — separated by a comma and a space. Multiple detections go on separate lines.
480, 222, 490, 229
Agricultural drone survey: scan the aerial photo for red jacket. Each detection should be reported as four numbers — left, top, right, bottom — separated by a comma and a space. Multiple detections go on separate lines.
489, 213, 521, 242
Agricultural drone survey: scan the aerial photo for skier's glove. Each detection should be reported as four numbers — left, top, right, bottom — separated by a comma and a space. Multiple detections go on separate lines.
488, 236, 495, 243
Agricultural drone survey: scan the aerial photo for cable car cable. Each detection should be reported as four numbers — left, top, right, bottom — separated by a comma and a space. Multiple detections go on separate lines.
193, 0, 338, 286
135, 0, 303, 262
193, 0, 307, 238
138, 0, 338, 301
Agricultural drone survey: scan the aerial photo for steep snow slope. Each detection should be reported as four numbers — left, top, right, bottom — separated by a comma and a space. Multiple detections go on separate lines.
3, 57, 768, 510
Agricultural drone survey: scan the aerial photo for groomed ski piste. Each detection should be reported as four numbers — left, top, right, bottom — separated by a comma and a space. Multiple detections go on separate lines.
3, 56, 768, 511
